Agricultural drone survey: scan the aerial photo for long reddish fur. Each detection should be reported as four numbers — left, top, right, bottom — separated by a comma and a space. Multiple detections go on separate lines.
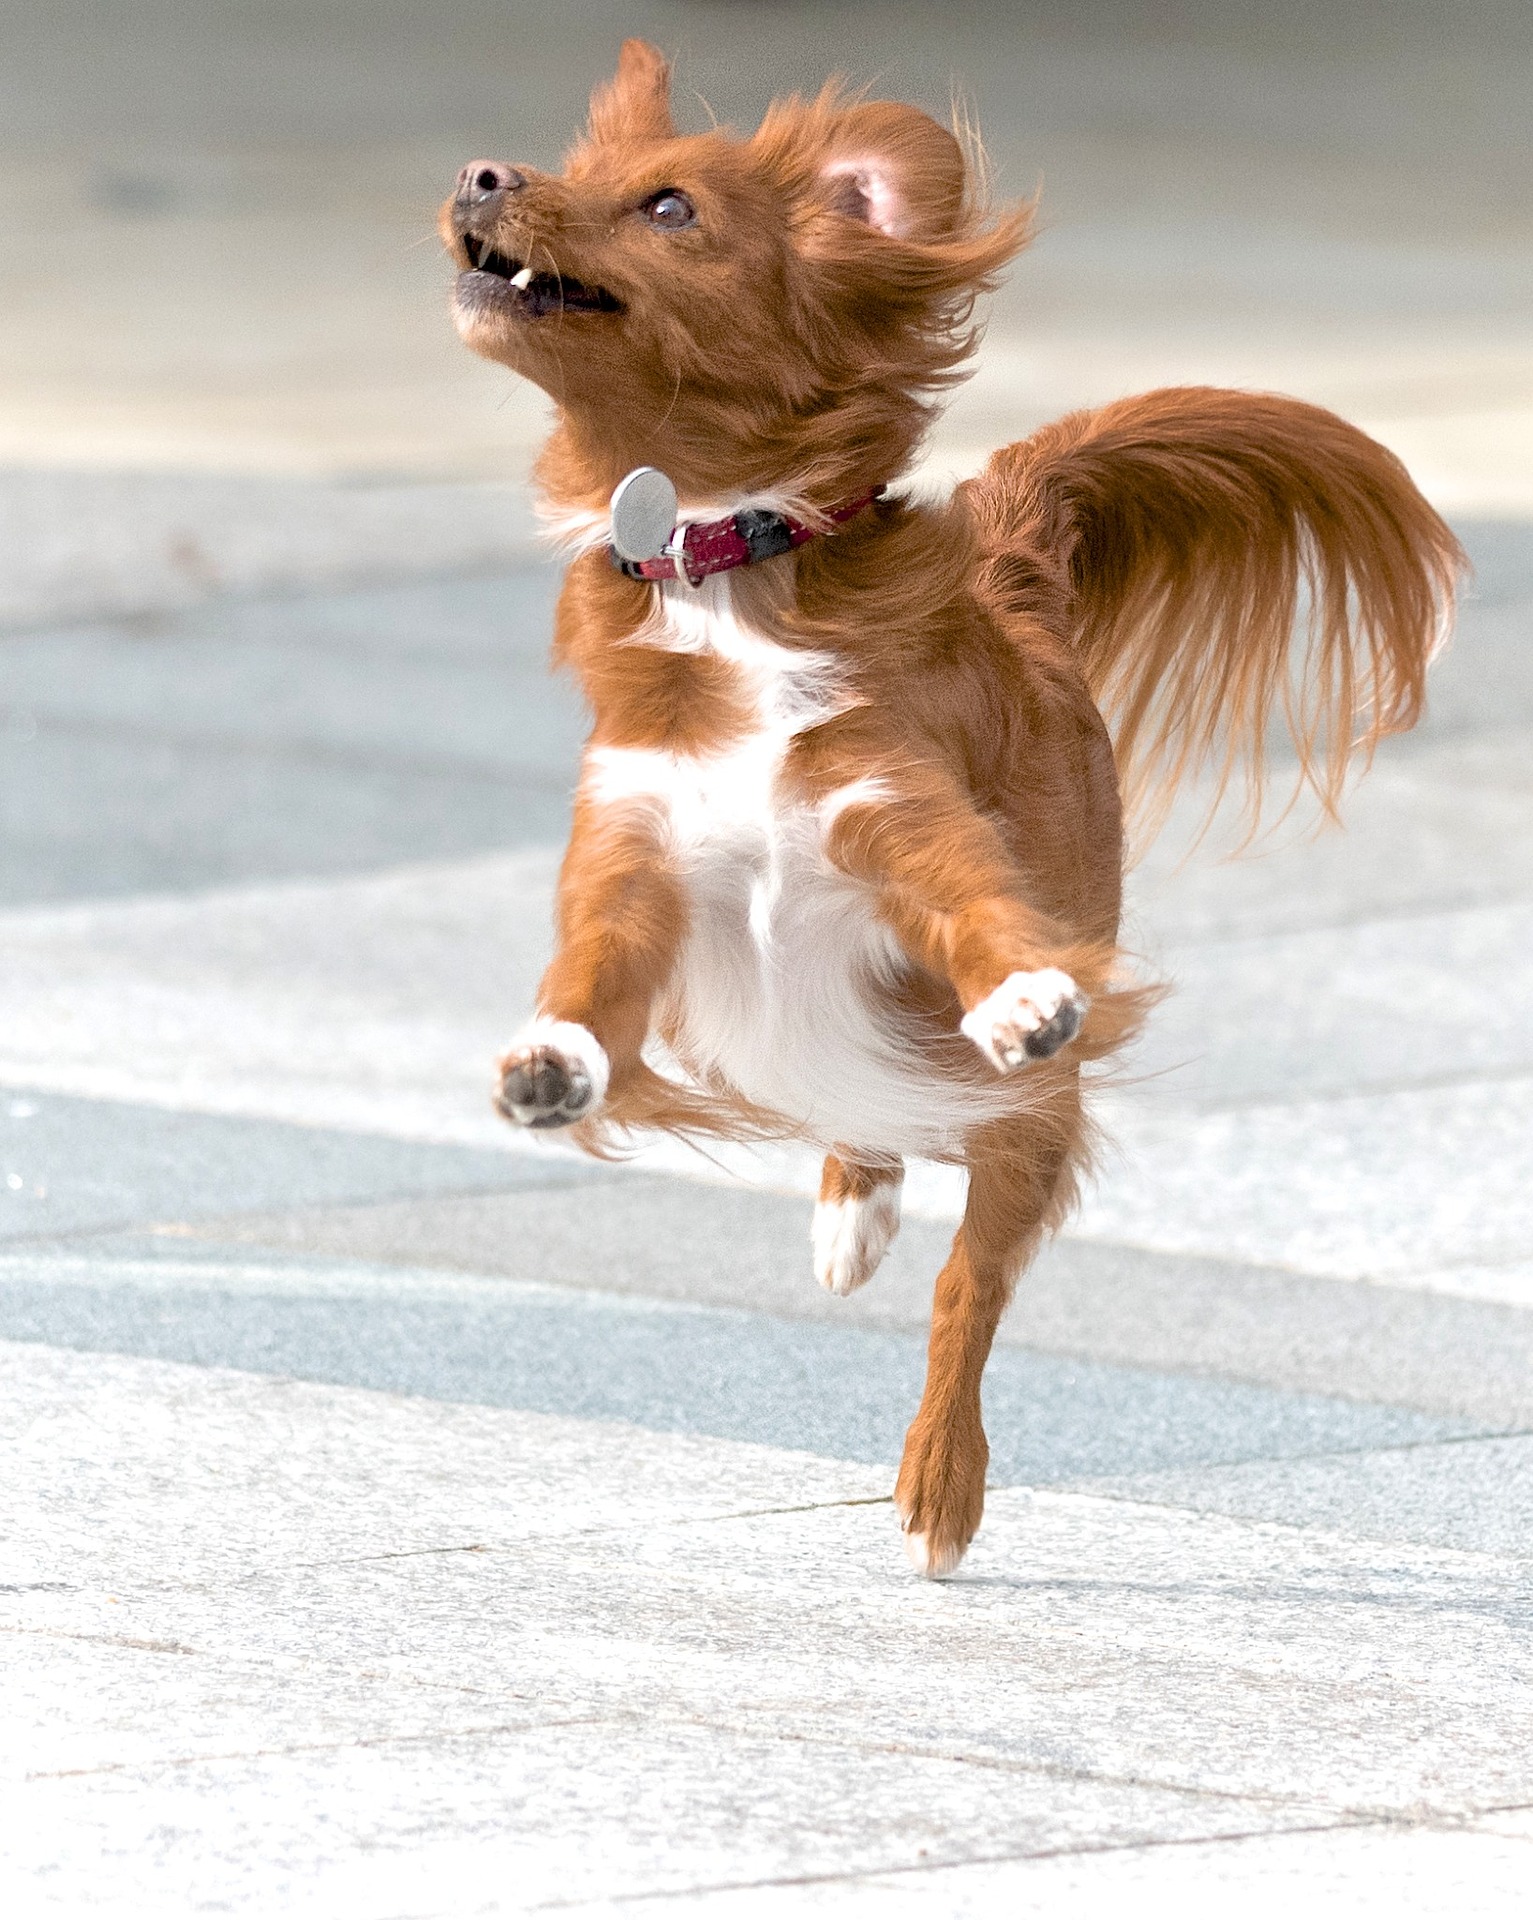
441, 41, 1462, 1576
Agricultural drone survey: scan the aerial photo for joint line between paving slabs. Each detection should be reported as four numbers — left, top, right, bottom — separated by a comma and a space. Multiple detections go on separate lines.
0, 1622, 198, 1657
668, 1492, 898, 1527
283, 1541, 497, 1571
531, 1816, 1387, 1910
1050, 1424, 1533, 1537
23, 1714, 615, 1784
250, 1497, 900, 1575
1034, 1423, 1533, 1500
625, 1708, 1359, 1822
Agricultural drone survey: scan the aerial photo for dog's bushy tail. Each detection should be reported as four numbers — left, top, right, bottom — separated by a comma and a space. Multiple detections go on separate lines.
962, 387, 1464, 847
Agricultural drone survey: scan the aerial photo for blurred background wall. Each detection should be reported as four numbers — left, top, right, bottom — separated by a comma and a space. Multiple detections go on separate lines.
0, 0, 1527, 625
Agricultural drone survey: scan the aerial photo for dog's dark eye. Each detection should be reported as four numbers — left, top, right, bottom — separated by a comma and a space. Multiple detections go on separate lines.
645, 190, 696, 232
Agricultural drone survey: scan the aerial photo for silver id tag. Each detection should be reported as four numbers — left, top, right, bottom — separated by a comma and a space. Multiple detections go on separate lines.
609, 466, 679, 563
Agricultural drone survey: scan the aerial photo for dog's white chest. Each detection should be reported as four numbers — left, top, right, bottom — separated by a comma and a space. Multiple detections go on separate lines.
582, 583, 997, 1157
599, 733, 907, 1146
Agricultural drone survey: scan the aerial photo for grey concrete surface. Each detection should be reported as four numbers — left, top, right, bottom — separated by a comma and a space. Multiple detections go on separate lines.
1, 574, 572, 778
0, 722, 566, 905
1137, 899, 1533, 1106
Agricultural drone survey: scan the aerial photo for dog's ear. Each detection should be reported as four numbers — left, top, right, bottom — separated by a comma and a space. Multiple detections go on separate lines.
817, 101, 967, 243
587, 39, 675, 145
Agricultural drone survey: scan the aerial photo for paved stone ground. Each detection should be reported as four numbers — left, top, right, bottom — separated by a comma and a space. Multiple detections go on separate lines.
4, 2, 1533, 1913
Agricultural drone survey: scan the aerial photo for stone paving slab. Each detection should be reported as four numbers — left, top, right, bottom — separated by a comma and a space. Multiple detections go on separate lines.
1137, 897, 1533, 1106
28, 1070, 1533, 1444
0, 1089, 591, 1244
165, 1179, 1533, 1418
606, 1826, 1533, 1920
2, 573, 572, 780
1005, 1240, 1533, 1419
1129, 756, 1533, 952
176, 1173, 945, 1327
2, 1345, 1331, 1912
1081, 1074, 1533, 1280
0, 472, 540, 633
7, 1341, 1533, 1915
0, 1250, 1478, 1486
0, 569, 577, 905
3, 1724, 1334, 1919
1084, 1434, 1533, 1561
299, 1495, 1530, 1816
0, 851, 560, 1147
1128, 745, 1533, 943
0, 1342, 887, 1582
0, 722, 570, 907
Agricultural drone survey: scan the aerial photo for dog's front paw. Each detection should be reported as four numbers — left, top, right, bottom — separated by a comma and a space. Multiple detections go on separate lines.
960, 968, 1086, 1073
494, 1020, 609, 1130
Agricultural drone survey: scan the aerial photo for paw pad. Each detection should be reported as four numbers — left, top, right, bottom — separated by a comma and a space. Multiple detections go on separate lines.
494, 1022, 609, 1130
960, 968, 1087, 1073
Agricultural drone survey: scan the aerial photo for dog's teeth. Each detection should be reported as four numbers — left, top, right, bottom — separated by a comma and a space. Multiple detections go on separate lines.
509, 267, 534, 289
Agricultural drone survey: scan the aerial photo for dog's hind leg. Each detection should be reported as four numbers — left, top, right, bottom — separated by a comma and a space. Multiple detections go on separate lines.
896, 1081, 1082, 1577
813, 1154, 903, 1296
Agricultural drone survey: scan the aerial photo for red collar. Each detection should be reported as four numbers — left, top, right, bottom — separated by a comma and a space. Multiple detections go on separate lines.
612, 490, 880, 586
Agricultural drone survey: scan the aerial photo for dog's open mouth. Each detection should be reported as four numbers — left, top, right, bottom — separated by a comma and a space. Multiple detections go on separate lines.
460, 236, 621, 317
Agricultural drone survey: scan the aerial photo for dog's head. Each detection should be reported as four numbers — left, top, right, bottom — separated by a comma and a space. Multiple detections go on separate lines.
440, 40, 1031, 505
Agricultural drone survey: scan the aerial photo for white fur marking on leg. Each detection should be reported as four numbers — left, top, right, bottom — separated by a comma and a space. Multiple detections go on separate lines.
900, 1522, 963, 1581
902, 1525, 933, 1577
960, 969, 1087, 1074
812, 1177, 902, 1296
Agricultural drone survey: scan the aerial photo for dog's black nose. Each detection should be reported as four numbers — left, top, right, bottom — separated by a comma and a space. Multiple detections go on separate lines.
455, 160, 525, 205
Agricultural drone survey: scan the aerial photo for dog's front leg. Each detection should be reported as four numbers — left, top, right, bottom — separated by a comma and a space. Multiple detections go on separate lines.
496, 796, 683, 1132
821, 758, 1103, 1066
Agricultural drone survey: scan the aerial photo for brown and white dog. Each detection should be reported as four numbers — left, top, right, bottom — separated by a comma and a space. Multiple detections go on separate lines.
440, 41, 1460, 1577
